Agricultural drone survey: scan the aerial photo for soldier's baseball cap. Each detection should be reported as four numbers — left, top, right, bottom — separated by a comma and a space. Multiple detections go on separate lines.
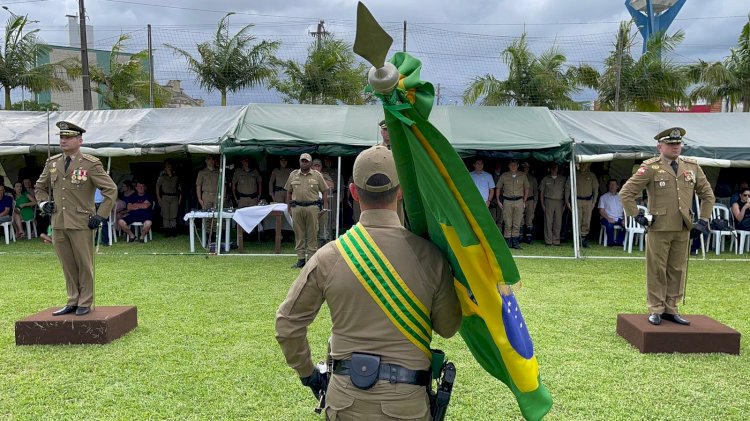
56, 121, 86, 137
353, 145, 400, 192
312, 158, 322, 166
654, 127, 685, 143
299, 153, 312, 162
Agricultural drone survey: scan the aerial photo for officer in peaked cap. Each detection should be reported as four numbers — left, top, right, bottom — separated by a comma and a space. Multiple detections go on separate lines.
620, 126, 714, 326
35, 121, 117, 316
285, 153, 328, 268
276, 145, 460, 419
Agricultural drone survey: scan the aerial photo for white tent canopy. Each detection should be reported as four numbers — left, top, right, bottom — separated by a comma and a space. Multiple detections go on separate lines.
552, 111, 750, 167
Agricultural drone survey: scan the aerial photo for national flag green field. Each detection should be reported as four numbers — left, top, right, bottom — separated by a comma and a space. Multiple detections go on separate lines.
1, 237, 748, 420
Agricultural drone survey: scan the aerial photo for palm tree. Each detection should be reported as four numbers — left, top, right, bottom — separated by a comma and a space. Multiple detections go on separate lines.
271, 34, 370, 105
66, 34, 170, 109
597, 22, 690, 111
688, 16, 750, 112
462, 33, 599, 109
0, 15, 70, 109
166, 13, 279, 106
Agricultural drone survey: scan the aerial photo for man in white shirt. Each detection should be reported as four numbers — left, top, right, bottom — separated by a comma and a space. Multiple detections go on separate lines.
470, 158, 495, 207
598, 179, 625, 246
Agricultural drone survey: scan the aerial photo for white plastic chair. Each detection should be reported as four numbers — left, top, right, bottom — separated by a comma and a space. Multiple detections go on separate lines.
708, 204, 732, 255
23, 219, 37, 240
732, 231, 750, 254
127, 202, 155, 243
623, 205, 648, 253
1, 218, 16, 244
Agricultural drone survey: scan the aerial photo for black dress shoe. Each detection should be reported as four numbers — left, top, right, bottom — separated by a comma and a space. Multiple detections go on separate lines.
291, 259, 306, 269
52, 305, 78, 316
648, 313, 662, 325
75, 306, 90, 316
663, 313, 690, 325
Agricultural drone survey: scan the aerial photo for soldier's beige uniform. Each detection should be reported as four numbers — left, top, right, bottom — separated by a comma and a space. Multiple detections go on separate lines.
35, 152, 117, 308
233, 168, 262, 207
496, 171, 529, 238
524, 174, 538, 234
276, 210, 461, 420
156, 171, 180, 228
196, 167, 220, 210
565, 170, 599, 237
620, 156, 714, 314
270, 167, 293, 203
318, 172, 334, 242
540, 175, 566, 245
285, 169, 328, 260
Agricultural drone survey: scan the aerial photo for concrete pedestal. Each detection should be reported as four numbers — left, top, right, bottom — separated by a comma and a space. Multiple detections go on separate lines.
616, 314, 740, 354
15, 306, 138, 345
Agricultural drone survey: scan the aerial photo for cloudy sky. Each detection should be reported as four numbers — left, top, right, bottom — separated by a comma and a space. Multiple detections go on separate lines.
4, 0, 749, 106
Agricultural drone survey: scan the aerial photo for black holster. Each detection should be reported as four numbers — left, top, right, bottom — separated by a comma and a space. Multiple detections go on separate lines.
429, 351, 455, 421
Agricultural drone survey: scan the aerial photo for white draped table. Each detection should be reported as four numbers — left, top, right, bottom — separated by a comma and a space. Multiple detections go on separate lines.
232, 203, 293, 254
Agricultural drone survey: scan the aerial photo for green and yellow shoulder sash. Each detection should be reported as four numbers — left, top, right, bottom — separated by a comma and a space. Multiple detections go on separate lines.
336, 223, 432, 358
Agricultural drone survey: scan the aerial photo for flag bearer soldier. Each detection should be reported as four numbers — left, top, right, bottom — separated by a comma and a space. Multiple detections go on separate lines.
286, 153, 329, 268
276, 145, 461, 420
619, 127, 714, 326
35, 121, 117, 316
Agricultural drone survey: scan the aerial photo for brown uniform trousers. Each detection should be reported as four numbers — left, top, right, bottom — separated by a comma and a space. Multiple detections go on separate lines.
285, 169, 328, 260
196, 167, 220, 210
35, 152, 117, 308
496, 172, 529, 238
524, 175, 538, 237
620, 156, 714, 314
276, 210, 461, 420
541, 175, 567, 245
270, 167, 293, 204
566, 171, 599, 237
233, 168, 261, 208
157, 173, 180, 228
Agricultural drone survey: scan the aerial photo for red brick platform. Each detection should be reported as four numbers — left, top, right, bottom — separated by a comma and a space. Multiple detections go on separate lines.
617, 314, 740, 354
16, 306, 137, 345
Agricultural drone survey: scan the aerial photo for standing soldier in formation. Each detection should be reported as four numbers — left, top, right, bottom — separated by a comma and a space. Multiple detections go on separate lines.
321, 156, 340, 240
521, 161, 538, 244
313, 158, 334, 246
269, 156, 293, 204
540, 163, 567, 246
35, 121, 118, 316
565, 162, 599, 248
286, 153, 329, 268
156, 160, 181, 237
495, 159, 529, 249
196, 155, 220, 210
232, 156, 262, 208
275, 145, 461, 420
619, 127, 714, 326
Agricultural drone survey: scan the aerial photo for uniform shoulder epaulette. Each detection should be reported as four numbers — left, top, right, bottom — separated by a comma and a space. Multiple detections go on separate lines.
642, 157, 660, 165
680, 156, 697, 164
47, 153, 62, 161
82, 153, 101, 163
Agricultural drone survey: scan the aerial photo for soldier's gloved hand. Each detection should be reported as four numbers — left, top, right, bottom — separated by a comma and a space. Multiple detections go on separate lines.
691, 219, 709, 239
634, 213, 650, 228
300, 368, 328, 400
40, 201, 55, 215
87, 214, 107, 230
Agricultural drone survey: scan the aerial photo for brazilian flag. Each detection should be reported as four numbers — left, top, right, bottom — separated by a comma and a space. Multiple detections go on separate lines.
371, 52, 553, 420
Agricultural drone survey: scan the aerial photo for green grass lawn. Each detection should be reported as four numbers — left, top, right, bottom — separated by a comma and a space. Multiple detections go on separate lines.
0, 238, 748, 420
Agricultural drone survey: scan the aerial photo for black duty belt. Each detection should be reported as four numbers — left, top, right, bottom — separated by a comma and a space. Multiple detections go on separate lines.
332, 359, 430, 386
161, 192, 178, 196
291, 200, 320, 207
273, 185, 286, 192
238, 192, 259, 198
577, 195, 594, 200
501, 195, 523, 201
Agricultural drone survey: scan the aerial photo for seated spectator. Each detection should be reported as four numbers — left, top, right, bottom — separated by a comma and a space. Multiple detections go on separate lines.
13, 181, 36, 238
117, 180, 154, 242
731, 187, 750, 231
116, 180, 135, 220
599, 179, 625, 246
0, 184, 13, 226
730, 181, 749, 205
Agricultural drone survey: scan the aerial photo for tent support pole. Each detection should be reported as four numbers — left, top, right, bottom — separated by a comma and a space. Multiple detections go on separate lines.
336, 156, 342, 239
215, 153, 227, 256
569, 147, 581, 258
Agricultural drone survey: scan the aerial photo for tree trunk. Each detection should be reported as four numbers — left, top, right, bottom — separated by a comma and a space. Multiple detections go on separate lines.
221, 90, 227, 106
4, 86, 11, 110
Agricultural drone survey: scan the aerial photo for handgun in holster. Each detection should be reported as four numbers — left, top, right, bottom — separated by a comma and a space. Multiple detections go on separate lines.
428, 349, 456, 421
314, 339, 333, 414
